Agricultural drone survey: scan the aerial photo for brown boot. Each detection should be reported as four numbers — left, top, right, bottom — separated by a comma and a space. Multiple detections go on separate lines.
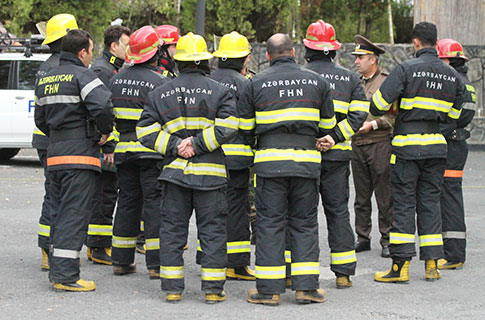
113, 263, 136, 276
247, 288, 280, 306
295, 289, 326, 304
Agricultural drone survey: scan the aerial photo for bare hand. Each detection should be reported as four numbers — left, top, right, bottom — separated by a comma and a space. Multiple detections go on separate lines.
103, 152, 115, 169
357, 121, 373, 135
177, 137, 195, 158
316, 135, 335, 152
98, 134, 110, 146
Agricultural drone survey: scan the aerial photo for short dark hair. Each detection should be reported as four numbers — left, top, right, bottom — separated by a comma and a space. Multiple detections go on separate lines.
104, 25, 131, 50
62, 29, 92, 55
413, 22, 437, 47
267, 33, 293, 58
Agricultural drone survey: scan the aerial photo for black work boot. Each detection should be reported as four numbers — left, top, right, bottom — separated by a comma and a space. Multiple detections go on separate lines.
295, 289, 326, 304
113, 263, 136, 275
247, 288, 280, 306
90, 247, 112, 265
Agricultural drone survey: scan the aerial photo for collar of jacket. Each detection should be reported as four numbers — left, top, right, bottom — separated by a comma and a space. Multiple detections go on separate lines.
269, 56, 296, 67
103, 49, 124, 70
415, 47, 438, 58
362, 67, 381, 82
59, 51, 85, 67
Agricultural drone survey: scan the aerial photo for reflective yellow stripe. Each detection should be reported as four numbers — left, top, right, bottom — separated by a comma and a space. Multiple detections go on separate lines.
140, 220, 144, 231
87, 224, 112, 236
389, 232, 415, 244
334, 100, 349, 114
465, 84, 475, 93
222, 144, 254, 156
215, 116, 239, 130
392, 134, 446, 147
136, 123, 161, 139
38, 223, 50, 237
400, 96, 453, 113
319, 116, 337, 129
164, 159, 227, 178
372, 89, 390, 111
197, 239, 202, 252
201, 268, 226, 281
331, 140, 352, 151
419, 234, 443, 247
291, 262, 320, 275
285, 250, 291, 263
337, 119, 355, 140
390, 154, 396, 164
349, 100, 370, 113
255, 265, 286, 279
330, 250, 357, 265
114, 107, 143, 120
145, 238, 160, 250
256, 108, 319, 124
115, 141, 158, 153
33, 127, 46, 136
448, 107, 461, 119
239, 118, 256, 130
254, 149, 321, 163
112, 129, 120, 142
202, 126, 220, 151
162, 117, 214, 133
160, 266, 184, 279
227, 241, 251, 254
154, 131, 171, 155
112, 236, 137, 248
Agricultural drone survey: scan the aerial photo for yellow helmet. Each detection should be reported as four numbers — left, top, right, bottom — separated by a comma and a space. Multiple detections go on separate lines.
173, 32, 213, 62
42, 14, 78, 45
213, 31, 251, 59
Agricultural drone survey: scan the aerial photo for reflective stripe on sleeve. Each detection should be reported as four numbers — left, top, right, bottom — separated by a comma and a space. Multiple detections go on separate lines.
337, 119, 355, 140
114, 107, 143, 120
372, 89, 390, 111
162, 117, 214, 133
333, 100, 349, 114
80, 78, 103, 100
392, 134, 446, 147
164, 159, 227, 178
227, 241, 251, 254
291, 262, 320, 276
215, 116, 239, 130
331, 140, 352, 151
202, 127, 220, 151
145, 238, 160, 251
154, 131, 171, 155
160, 266, 184, 279
87, 224, 112, 236
53, 248, 80, 259
112, 236, 137, 248
442, 231, 466, 239
389, 232, 415, 244
319, 116, 337, 129
115, 141, 158, 153
255, 265, 286, 279
349, 100, 370, 113
239, 118, 256, 130
136, 123, 161, 139
256, 108, 319, 124
254, 149, 321, 163
448, 107, 461, 119
330, 250, 357, 265
201, 268, 226, 281
38, 224, 50, 237
222, 144, 254, 156
419, 234, 443, 247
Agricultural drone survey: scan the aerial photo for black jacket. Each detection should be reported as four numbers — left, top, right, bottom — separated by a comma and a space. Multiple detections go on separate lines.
34, 51, 114, 172
91, 49, 125, 86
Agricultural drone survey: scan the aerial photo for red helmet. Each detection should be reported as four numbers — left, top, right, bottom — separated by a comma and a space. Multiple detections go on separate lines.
125, 26, 160, 64
437, 38, 468, 61
155, 25, 180, 45
303, 20, 341, 51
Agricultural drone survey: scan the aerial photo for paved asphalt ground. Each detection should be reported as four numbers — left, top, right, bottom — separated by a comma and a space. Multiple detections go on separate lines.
1, 148, 484, 319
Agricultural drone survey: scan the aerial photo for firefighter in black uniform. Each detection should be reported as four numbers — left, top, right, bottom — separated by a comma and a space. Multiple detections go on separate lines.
137, 32, 237, 304
155, 25, 179, 79
34, 29, 114, 291
303, 20, 368, 289
240, 33, 336, 306
86, 25, 131, 265
371, 22, 464, 283
210, 31, 255, 280
34, 13, 78, 272
437, 38, 475, 270
110, 26, 168, 279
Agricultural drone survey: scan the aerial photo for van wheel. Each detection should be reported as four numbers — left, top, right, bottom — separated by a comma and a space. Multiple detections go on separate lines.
0, 148, 21, 161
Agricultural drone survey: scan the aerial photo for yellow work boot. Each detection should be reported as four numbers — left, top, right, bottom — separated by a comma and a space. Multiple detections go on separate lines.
136, 243, 146, 255
41, 249, 49, 271
53, 279, 96, 292
374, 259, 410, 283
166, 292, 182, 303
425, 259, 442, 281
247, 288, 280, 306
113, 263, 136, 276
91, 247, 112, 265
285, 277, 292, 289
336, 275, 352, 289
86, 247, 93, 261
205, 291, 226, 304
226, 266, 256, 281
295, 289, 326, 304
437, 258, 464, 270
148, 268, 160, 280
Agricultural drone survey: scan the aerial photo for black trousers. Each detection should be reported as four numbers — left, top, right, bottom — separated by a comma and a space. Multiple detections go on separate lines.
352, 141, 392, 247
48, 169, 96, 283
86, 170, 117, 248
255, 176, 320, 294
390, 157, 446, 260
440, 140, 468, 262
37, 149, 51, 250
160, 182, 227, 294
112, 159, 162, 270
320, 161, 356, 276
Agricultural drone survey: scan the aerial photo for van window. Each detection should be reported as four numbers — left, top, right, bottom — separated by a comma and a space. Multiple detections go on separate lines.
19, 60, 43, 90
0, 61, 9, 89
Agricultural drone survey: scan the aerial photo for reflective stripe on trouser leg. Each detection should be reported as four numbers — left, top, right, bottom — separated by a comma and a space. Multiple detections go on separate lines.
112, 162, 143, 266
226, 169, 251, 267
48, 169, 95, 283
86, 170, 117, 248
195, 188, 228, 293
416, 158, 446, 260
320, 161, 356, 275
37, 149, 51, 250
